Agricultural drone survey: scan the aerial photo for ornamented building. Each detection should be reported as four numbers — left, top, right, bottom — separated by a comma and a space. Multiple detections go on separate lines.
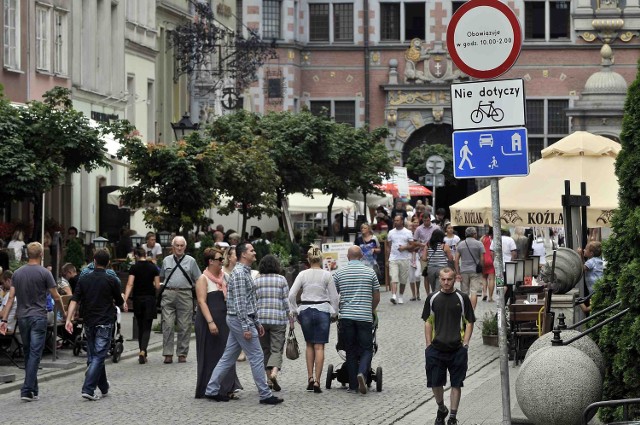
242, 0, 640, 197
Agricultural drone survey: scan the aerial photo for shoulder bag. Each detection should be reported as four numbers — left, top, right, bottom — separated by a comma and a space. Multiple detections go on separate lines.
465, 240, 483, 274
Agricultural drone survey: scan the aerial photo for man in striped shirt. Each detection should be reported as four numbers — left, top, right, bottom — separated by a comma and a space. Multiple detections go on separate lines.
333, 246, 380, 395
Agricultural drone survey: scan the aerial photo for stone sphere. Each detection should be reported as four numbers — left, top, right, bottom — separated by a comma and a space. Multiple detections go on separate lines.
389, 59, 398, 67
517, 345, 602, 425
525, 330, 605, 378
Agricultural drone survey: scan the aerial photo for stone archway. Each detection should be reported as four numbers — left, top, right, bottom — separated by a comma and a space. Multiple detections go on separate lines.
401, 123, 453, 166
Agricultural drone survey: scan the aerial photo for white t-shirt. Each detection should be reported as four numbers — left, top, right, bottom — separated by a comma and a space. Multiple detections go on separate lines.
490, 235, 517, 265
8, 240, 25, 262
1, 293, 16, 332
387, 227, 414, 261
531, 240, 547, 265
142, 243, 163, 259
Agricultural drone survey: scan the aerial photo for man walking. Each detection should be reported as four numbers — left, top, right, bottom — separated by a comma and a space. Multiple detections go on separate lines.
422, 268, 475, 425
386, 215, 414, 304
65, 249, 123, 400
205, 243, 283, 405
160, 236, 201, 364
454, 227, 485, 310
0, 242, 65, 402
333, 246, 380, 395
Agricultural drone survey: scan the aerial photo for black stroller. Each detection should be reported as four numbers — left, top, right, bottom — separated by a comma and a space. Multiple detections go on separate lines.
72, 306, 124, 363
325, 315, 382, 392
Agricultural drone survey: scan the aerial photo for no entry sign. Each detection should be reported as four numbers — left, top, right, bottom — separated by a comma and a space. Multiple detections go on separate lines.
446, 0, 522, 79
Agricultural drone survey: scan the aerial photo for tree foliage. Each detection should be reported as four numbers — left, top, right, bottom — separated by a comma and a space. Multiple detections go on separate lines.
115, 122, 219, 234
405, 143, 456, 184
592, 61, 640, 422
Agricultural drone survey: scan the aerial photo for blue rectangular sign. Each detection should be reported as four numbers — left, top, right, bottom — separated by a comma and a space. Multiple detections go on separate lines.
452, 127, 529, 178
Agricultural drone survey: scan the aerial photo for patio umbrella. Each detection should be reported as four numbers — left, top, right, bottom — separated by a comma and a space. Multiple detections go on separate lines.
449, 131, 620, 228
377, 178, 433, 198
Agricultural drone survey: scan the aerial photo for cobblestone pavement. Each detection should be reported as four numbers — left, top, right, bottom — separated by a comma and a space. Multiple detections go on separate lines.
0, 288, 503, 425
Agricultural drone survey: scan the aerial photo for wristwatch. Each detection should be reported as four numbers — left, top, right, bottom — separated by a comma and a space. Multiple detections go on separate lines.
463, 343, 469, 349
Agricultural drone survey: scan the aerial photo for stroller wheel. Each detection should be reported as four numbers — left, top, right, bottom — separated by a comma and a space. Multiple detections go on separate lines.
375, 366, 383, 392
112, 341, 124, 363
326, 364, 334, 389
73, 335, 82, 356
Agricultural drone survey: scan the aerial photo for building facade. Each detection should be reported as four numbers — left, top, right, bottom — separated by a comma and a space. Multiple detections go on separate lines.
242, 0, 640, 170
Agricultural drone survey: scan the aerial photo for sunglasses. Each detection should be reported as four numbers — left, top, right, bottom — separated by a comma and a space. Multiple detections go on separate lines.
213, 257, 224, 262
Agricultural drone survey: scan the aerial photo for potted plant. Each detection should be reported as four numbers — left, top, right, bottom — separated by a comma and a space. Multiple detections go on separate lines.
481, 311, 499, 346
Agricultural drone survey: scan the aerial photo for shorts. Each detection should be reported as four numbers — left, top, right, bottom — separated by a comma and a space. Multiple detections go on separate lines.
298, 308, 331, 344
389, 260, 411, 285
425, 345, 468, 388
460, 273, 483, 295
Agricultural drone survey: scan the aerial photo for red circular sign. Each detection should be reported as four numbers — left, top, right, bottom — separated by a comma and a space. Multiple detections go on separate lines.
446, 0, 522, 79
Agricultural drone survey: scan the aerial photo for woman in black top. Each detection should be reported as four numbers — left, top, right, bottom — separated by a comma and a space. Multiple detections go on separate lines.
123, 247, 160, 364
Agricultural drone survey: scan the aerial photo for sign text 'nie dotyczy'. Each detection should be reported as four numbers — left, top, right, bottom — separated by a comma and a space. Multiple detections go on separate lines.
450, 78, 525, 131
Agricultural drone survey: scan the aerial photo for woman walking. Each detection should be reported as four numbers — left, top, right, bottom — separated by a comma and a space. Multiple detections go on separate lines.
288, 246, 339, 393
480, 227, 495, 302
123, 247, 160, 364
255, 255, 293, 392
194, 247, 242, 399
421, 229, 453, 292
353, 223, 380, 274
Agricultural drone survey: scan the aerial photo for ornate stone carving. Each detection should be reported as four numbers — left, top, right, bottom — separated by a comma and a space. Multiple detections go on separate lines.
403, 39, 467, 84
432, 108, 444, 123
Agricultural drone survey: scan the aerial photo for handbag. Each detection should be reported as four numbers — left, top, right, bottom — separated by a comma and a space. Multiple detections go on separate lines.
422, 246, 435, 277
285, 327, 300, 360
465, 240, 483, 274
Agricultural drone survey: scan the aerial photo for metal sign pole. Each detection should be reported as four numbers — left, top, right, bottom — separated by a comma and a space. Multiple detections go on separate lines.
491, 178, 511, 424
432, 183, 437, 214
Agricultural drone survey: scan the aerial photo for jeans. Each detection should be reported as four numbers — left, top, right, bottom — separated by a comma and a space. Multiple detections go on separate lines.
206, 315, 272, 400
17, 316, 48, 397
339, 319, 373, 391
82, 324, 112, 396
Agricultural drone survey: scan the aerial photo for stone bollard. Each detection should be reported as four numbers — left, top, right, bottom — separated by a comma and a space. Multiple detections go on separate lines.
525, 329, 605, 378
516, 344, 602, 425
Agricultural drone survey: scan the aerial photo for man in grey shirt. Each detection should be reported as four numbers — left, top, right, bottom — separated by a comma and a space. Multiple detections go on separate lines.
454, 227, 485, 310
160, 236, 201, 364
0, 242, 65, 402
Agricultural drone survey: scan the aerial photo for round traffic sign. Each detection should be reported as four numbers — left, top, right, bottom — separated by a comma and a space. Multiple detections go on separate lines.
426, 155, 445, 174
446, 0, 522, 79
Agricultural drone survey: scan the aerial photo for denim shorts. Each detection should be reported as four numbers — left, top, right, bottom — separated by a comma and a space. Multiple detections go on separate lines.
298, 308, 331, 344
425, 345, 468, 388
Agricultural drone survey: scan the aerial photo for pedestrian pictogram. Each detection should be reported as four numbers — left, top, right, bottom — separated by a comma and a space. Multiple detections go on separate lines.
458, 141, 475, 171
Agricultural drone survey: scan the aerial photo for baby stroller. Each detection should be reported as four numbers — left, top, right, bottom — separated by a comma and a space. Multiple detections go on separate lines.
73, 306, 124, 363
325, 315, 383, 392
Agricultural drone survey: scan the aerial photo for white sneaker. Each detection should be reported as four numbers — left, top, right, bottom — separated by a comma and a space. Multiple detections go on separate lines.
398, 295, 404, 304
390, 294, 397, 304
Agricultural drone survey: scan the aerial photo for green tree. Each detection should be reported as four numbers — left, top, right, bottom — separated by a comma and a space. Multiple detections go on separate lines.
592, 61, 640, 422
317, 122, 394, 235
115, 122, 219, 234
259, 110, 329, 227
0, 87, 110, 240
64, 238, 85, 271
405, 144, 456, 185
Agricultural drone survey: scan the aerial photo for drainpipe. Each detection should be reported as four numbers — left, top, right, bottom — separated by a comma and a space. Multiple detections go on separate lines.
363, 0, 370, 128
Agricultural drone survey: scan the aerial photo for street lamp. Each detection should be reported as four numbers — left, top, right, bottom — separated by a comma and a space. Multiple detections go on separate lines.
171, 112, 199, 141
531, 255, 540, 277
131, 235, 144, 248
83, 230, 95, 246
505, 261, 517, 286
93, 236, 109, 250
157, 231, 171, 246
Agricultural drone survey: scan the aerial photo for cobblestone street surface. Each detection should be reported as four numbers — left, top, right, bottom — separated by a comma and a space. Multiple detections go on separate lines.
0, 288, 506, 425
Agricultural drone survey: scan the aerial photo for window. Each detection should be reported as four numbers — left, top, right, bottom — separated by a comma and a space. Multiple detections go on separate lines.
310, 4, 329, 41
380, 3, 400, 41
236, 0, 243, 35
309, 100, 356, 126
526, 99, 569, 162
3, 0, 20, 69
267, 78, 282, 98
452, 1, 466, 14
333, 4, 353, 41
53, 10, 68, 75
525, 1, 570, 41
263, 0, 281, 39
36, 6, 51, 71
309, 3, 353, 43
380, 1, 425, 42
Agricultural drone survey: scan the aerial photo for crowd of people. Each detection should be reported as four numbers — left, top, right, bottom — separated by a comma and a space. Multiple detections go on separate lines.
0, 208, 603, 425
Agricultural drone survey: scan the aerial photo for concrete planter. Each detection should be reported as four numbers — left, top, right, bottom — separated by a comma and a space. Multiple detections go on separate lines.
482, 335, 499, 347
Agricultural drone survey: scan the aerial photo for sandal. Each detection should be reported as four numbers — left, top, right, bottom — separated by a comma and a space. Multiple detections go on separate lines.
313, 382, 322, 394
270, 374, 281, 392
306, 377, 314, 392
227, 392, 241, 400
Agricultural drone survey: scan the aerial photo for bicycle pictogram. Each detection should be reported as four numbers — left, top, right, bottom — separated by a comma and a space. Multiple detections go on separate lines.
470, 100, 504, 124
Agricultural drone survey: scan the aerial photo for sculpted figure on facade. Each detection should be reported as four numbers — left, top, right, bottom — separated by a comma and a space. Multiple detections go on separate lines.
404, 38, 431, 83
403, 39, 467, 84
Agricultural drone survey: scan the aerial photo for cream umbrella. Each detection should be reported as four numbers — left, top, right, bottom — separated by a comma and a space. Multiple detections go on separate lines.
449, 131, 620, 228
